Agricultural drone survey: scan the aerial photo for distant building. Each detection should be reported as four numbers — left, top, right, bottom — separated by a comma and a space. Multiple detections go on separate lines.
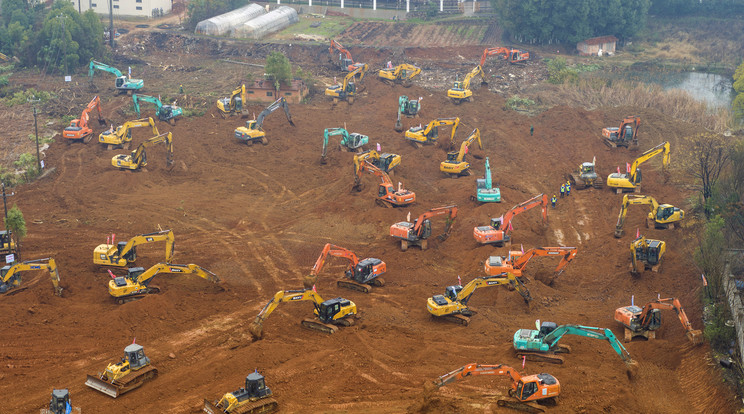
577, 35, 618, 56
69, 0, 171, 18
246, 79, 308, 105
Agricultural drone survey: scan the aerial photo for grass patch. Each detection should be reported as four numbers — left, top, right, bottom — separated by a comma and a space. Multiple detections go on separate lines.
276, 16, 355, 39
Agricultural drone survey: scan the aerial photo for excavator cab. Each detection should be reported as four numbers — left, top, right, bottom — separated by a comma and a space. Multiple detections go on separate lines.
656, 205, 678, 221
48, 389, 72, 414
490, 217, 504, 231
514, 374, 558, 402
115, 76, 127, 89
445, 285, 463, 302
318, 297, 352, 323
538, 322, 558, 339
0, 265, 19, 293
646, 240, 662, 265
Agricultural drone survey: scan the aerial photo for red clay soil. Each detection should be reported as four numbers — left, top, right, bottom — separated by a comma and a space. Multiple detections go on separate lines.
0, 40, 738, 414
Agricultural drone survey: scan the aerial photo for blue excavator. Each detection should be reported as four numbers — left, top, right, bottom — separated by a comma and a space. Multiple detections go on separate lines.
132, 94, 183, 125
471, 157, 501, 202
88, 60, 144, 94
320, 128, 368, 164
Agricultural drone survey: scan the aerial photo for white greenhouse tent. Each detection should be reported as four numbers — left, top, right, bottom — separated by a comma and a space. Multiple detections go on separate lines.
235, 6, 299, 40
194, 4, 267, 36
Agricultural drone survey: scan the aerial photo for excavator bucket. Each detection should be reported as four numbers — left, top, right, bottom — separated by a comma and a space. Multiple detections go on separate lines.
85, 375, 121, 398
687, 329, 703, 345
248, 322, 264, 340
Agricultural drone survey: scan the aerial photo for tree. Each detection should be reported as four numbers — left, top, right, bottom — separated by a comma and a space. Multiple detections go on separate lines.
695, 215, 726, 300
32, 3, 104, 72
733, 60, 744, 123
678, 132, 732, 218
5, 204, 26, 259
265, 51, 292, 87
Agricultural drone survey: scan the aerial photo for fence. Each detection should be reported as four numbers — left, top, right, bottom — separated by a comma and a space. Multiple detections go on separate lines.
255, 0, 492, 16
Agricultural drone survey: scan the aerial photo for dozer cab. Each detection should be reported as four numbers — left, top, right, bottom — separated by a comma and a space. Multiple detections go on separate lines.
566, 158, 603, 189
204, 370, 279, 414
85, 343, 158, 398
41, 389, 81, 414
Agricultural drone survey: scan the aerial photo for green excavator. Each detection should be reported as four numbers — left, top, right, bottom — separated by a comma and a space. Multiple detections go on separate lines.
132, 93, 183, 125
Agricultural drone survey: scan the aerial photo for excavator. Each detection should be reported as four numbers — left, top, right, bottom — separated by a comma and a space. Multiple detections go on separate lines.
41, 389, 81, 414
320, 127, 368, 164
98, 117, 159, 150
513, 321, 633, 365
94, 229, 174, 268
440, 128, 482, 177
62, 95, 106, 143
484, 247, 578, 282
603, 116, 641, 148
132, 93, 183, 125
325, 63, 368, 104
390, 205, 458, 251
329, 39, 364, 72
0, 258, 63, 297
474, 194, 548, 246
378, 63, 422, 86
427, 273, 531, 325
0, 230, 15, 257
204, 370, 279, 414
566, 157, 603, 189
248, 288, 358, 339
614, 194, 684, 237
353, 149, 400, 174
607, 141, 670, 193
630, 234, 665, 274
395, 95, 422, 132
352, 160, 416, 208
615, 297, 703, 344
480, 47, 530, 66
471, 157, 501, 203
235, 97, 294, 145
111, 131, 173, 170
107, 262, 220, 304
447, 65, 487, 104
303, 243, 386, 293
433, 363, 560, 414
88, 60, 144, 94
216, 84, 250, 117
405, 117, 460, 148
85, 342, 157, 398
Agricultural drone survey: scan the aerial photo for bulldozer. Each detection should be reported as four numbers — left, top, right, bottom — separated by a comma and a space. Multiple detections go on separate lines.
248, 288, 358, 339
108, 263, 220, 304
630, 234, 665, 274
40, 389, 81, 414
204, 370, 279, 414
405, 117, 460, 148
111, 132, 173, 170
433, 363, 559, 414
615, 297, 703, 344
303, 243, 386, 293
0, 258, 63, 297
614, 194, 684, 238
99, 117, 159, 150
234, 97, 295, 145
447, 65, 487, 104
390, 205, 458, 251
85, 342, 158, 398
566, 157, 603, 189
378, 63, 421, 86
603, 116, 640, 148
62, 95, 106, 143
440, 128, 482, 177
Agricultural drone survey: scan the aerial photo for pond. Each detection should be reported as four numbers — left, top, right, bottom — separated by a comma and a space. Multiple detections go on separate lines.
620, 70, 736, 110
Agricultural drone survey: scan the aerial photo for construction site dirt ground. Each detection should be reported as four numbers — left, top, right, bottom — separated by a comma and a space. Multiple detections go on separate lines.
0, 24, 739, 413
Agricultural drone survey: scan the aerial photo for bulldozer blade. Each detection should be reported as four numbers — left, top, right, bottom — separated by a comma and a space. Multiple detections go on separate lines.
688, 329, 704, 345
85, 374, 120, 398
203, 399, 220, 414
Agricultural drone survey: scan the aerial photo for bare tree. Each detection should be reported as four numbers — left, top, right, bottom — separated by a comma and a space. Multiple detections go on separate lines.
679, 132, 732, 218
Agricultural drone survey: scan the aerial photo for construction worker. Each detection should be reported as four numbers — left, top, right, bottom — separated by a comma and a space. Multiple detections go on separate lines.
179, 84, 184, 94
551, 194, 557, 208
566, 180, 571, 196
530, 125, 534, 136
560, 184, 565, 198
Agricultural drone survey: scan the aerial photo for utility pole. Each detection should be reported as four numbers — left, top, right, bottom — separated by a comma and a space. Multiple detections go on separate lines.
33, 105, 41, 173
61, 17, 68, 79
2, 183, 13, 225
109, 0, 114, 48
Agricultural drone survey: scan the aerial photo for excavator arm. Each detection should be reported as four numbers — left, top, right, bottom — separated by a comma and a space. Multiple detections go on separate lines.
456, 273, 531, 304
254, 97, 295, 130
248, 289, 325, 339
544, 325, 633, 363
502, 194, 549, 230
451, 128, 482, 163
614, 195, 658, 237
628, 141, 670, 183
435, 363, 521, 388
304, 243, 359, 288
638, 298, 703, 344
0, 258, 62, 296
511, 247, 578, 276
329, 39, 360, 71
414, 205, 458, 239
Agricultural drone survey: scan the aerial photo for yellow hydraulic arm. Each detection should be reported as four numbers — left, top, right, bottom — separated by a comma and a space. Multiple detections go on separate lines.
606, 141, 670, 191
378, 63, 422, 85
405, 117, 460, 147
447, 65, 487, 104
111, 132, 173, 170
107, 263, 220, 303
615, 195, 657, 237
93, 229, 175, 267
0, 258, 62, 296
99, 117, 159, 149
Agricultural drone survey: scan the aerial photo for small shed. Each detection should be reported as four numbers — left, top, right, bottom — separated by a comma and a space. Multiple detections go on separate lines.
245, 79, 308, 105
576, 35, 618, 56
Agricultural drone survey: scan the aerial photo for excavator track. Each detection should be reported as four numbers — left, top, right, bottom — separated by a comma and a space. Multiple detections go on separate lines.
439, 314, 470, 326
85, 366, 158, 398
1, 286, 29, 296
370, 277, 385, 287
337, 280, 371, 293
301, 319, 340, 334
497, 399, 545, 413
515, 351, 565, 364
114, 286, 160, 304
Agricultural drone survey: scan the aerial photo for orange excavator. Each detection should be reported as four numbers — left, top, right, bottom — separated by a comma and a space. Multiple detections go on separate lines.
329, 39, 364, 72
352, 160, 416, 208
62, 95, 106, 143
484, 246, 577, 282
433, 363, 560, 413
390, 205, 458, 251
603, 116, 640, 148
474, 194, 548, 246
614, 297, 703, 344
303, 243, 386, 293
480, 47, 530, 66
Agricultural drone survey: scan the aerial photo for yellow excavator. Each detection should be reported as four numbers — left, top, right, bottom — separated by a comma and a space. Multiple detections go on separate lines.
98, 117, 159, 150
426, 273, 531, 325
85, 342, 158, 398
248, 288, 357, 339
614, 194, 684, 238
440, 128, 482, 177
0, 230, 16, 257
0, 258, 63, 296
630, 235, 665, 274
93, 229, 175, 267
204, 370, 279, 414
107, 262, 220, 304
216, 84, 250, 117
325, 63, 368, 104
111, 132, 173, 170
447, 65, 487, 104
378, 63, 421, 86
607, 141, 670, 193
234, 97, 294, 145
405, 117, 460, 148
353, 149, 401, 174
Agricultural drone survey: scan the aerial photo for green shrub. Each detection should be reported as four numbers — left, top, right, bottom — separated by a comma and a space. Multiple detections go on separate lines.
0, 76, 8, 87
704, 303, 736, 351
505, 95, 536, 111
3, 88, 52, 107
